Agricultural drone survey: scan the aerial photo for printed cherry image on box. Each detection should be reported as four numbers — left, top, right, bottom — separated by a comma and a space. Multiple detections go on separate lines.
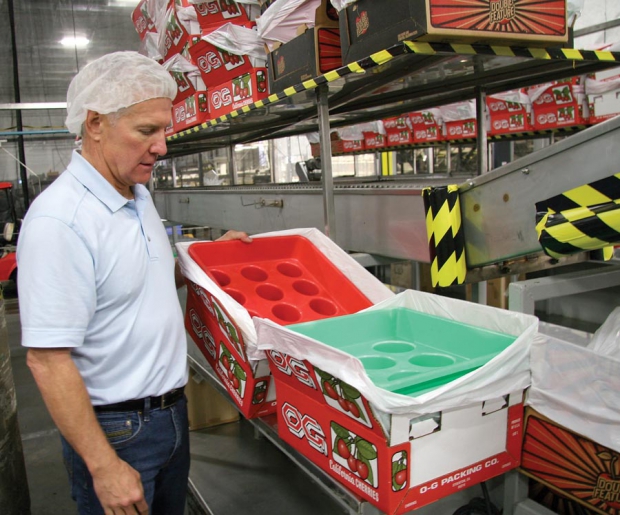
252, 290, 538, 514
486, 89, 533, 136
176, 228, 394, 419
409, 109, 443, 143
440, 101, 477, 141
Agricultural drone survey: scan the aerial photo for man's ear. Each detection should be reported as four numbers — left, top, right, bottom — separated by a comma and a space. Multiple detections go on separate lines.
83, 110, 103, 141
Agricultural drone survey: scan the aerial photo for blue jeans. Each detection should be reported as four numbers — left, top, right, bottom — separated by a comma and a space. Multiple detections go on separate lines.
61, 396, 190, 515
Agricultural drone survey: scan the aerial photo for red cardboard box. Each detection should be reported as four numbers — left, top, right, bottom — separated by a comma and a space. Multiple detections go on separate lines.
363, 132, 387, 150
131, 0, 156, 41
386, 130, 414, 147
177, 230, 393, 419
409, 110, 443, 143
382, 115, 410, 133
255, 290, 537, 515
520, 407, 620, 515
487, 93, 532, 135
159, 4, 195, 62
170, 90, 210, 134
528, 78, 588, 130
192, 0, 250, 32
342, 139, 365, 153
207, 68, 268, 119
444, 120, 476, 140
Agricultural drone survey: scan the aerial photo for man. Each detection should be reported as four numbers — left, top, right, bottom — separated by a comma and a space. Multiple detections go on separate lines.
17, 51, 250, 515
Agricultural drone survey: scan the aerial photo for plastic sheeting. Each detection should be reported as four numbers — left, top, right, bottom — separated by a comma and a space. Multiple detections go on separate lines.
203, 22, 267, 61
255, 289, 538, 417
527, 326, 620, 453
438, 100, 476, 122
331, 0, 356, 11
256, 0, 322, 51
176, 228, 395, 362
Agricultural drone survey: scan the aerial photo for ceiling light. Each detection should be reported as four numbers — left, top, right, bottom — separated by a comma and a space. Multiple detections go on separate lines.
60, 36, 90, 48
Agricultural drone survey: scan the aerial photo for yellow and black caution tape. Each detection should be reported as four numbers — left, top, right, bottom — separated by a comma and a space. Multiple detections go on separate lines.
168, 42, 620, 142
536, 173, 620, 259
422, 185, 466, 287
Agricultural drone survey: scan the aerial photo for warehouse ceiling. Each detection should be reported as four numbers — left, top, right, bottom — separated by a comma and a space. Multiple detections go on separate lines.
0, 0, 142, 106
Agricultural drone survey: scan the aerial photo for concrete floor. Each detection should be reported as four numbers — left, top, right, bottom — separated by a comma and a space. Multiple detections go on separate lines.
7, 297, 77, 515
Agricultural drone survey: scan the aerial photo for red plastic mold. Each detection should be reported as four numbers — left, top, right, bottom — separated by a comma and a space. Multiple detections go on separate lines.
188, 235, 372, 325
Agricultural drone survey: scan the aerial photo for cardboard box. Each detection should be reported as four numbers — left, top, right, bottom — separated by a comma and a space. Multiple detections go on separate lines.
444, 119, 476, 140
185, 370, 240, 430
486, 94, 532, 135
268, 26, 342, 92
170, 90, 210, 134
386, 130, 414, 147
189, 37, 257, 89
207, 68, 269, 119
131, 0, 156, 41
265, 351, 524, 515
192, 0, 250, 32
363, 131, 386, 150
255, 290, 537, 514
179, 230, 394, 420
382, 115, 410, 133
587, 68, 620, 124
409, 110, 443, 143
528, 78, 589, 130
520, 407, 620, 515
339, 0, 568, 65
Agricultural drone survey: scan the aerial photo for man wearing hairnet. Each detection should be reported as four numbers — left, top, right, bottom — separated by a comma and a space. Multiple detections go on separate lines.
17, 51, 251, 514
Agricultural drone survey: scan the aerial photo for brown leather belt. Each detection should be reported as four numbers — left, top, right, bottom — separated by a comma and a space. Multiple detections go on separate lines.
93, 386, 185, 413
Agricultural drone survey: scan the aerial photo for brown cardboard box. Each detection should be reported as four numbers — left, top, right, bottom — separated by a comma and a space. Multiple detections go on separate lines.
186, 371, 240, 431
520, 407, 620, 515
339, 0, 569, 65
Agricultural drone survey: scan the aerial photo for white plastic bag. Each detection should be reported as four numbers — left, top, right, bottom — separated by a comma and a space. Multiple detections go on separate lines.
204, 22, 267, 61
587, 306, 620, 359
330, 0, 356, 11
528, 333, 620, 453
256, 0, 322, 51
439, 100, 476, 122
255, 289, 538, 416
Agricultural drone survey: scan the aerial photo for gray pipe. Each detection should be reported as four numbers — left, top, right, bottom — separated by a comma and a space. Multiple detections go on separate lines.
0, 291, 30, 514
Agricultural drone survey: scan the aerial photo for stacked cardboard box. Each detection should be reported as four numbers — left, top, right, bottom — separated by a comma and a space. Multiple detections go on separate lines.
527, 77, 589, 131
486, 90, 533, 136
409, 110, 443, 144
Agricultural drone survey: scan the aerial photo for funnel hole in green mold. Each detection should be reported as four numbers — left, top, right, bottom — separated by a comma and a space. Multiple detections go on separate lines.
256, 284, 284, 301
409, 353, 455, 367
224, 288, 246, 306
210, 269, 231, 287
359, 356, 397, 370
276, 262, 303, 277
309, 298, 337, 316
241, 266, 268, 282
373, 341, 416, 354
293, 280, 319, 296
272, 303, 302, 323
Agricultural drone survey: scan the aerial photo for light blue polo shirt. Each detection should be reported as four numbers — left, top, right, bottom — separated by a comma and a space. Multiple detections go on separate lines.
17, 150, 188, 405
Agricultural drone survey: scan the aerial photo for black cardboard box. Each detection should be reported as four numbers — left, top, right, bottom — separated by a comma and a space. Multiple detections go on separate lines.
339, 0, 569, 65
268, 26, 341, 92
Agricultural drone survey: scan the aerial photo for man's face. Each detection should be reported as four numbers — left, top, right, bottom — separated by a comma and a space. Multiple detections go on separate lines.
98, 97, 172, 190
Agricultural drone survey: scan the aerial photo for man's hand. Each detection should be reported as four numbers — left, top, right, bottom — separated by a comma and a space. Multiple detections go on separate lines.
216, 230, 252, 243
93, 456, 148, 514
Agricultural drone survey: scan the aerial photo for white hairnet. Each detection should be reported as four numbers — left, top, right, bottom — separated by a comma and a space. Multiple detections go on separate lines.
65, 51, 177, 136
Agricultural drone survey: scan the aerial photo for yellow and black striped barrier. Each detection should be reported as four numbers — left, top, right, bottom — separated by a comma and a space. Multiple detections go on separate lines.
168, 41, 620, 142
422, 185, 466, 287
536, 173, 620, 260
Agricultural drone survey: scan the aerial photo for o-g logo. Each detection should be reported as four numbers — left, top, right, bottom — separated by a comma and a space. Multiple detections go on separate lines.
197, 52, 222, 74
174, 105, 186, 123
211, 88, 232, 110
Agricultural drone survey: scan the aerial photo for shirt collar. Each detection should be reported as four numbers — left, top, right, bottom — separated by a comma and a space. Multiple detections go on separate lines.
67, 150, 149, 212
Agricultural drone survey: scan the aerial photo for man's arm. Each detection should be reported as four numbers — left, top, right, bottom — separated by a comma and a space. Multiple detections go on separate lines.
27, 348, 149, 514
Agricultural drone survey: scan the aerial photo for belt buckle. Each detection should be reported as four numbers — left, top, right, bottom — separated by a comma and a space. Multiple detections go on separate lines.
160, 388, 177, 409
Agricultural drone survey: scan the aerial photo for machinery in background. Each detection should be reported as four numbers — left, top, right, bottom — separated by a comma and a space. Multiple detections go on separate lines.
0, 182, 20, 292
295, 157, 322, 182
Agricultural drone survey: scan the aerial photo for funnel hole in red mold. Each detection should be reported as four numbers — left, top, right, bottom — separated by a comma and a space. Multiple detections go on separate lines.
256, 284, 284, 301
210, 269, 231, 287
276, 262, 303, 277
241, 265, 268, 282
409, 354, 455, 368
309, 298, 337, 316
292, 280, 319, 296
272, 303, 302, 323
223, 288, 246, 305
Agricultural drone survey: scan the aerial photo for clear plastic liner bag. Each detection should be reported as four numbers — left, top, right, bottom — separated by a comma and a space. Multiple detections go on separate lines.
256, 0, 322, 51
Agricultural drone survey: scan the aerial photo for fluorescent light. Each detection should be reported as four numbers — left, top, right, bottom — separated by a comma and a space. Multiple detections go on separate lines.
60, 36, 90, 48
